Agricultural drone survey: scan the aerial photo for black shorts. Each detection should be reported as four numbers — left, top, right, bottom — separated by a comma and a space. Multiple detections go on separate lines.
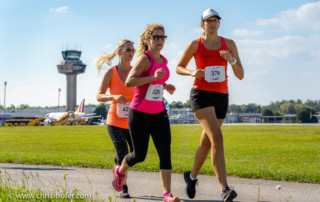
190, 88, 229, 119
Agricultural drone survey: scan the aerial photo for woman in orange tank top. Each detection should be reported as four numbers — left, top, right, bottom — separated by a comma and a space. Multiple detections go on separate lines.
96, 39, 136, 199
176, 8, 244, 202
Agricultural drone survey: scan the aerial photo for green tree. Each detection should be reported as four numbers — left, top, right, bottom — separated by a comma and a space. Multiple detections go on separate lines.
18, 104, 30, 109
93, 103, 107, 122
296, 107, 318, 123
262, 108, 273, 116
228, 104, 242, 113
183, 100, 191, 108
240, 104, 247, 113
247, 103, 261, 113
280, 103, 296, 114
171, 101, 183, 108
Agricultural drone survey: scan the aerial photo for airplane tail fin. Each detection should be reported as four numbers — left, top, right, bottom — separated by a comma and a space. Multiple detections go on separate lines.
76, 99, 85, 113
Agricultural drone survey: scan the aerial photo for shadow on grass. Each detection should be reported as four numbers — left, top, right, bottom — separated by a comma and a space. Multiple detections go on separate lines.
0, 167, 74, 171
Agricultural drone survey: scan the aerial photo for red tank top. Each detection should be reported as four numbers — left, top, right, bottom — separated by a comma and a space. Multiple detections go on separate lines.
193, 37, 229, 94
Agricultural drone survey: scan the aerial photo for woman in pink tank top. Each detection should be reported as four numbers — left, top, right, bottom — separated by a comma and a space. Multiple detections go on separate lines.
111, 24, 180, 202
96, 39, 135, 199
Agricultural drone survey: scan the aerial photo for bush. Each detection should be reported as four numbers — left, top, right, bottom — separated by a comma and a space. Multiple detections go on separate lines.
296, 107, 318, 123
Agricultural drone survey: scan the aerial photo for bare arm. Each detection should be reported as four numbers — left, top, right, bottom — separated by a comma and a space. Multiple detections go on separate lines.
176, 40, 205, 78
221, 39, 244, 80
125, 54, 166, 87
96, 68, 127, 103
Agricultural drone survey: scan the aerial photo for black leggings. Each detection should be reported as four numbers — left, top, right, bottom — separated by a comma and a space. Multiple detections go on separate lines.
107, 124, 133, 165
125, 109, 172, 169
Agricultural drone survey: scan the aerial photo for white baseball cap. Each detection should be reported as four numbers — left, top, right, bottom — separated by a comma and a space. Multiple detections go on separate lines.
201, 8, 221, 21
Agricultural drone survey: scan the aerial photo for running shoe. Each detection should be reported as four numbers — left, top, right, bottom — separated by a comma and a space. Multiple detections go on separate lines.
119, 184, 130, 198
112, 165, 124, 192
184, 171, 198, 199
221, 186, 237, 202
163, 193, 180, 202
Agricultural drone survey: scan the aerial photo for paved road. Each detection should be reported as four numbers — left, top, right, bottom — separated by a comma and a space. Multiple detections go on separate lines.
0, 163, 319, 202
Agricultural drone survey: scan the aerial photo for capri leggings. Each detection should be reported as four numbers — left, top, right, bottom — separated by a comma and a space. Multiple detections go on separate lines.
125, 108, 172, 169
107, 124, 133, 165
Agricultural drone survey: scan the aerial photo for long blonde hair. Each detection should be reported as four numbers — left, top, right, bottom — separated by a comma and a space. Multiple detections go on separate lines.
137, 24, 165, 57
96, 39, 133, 74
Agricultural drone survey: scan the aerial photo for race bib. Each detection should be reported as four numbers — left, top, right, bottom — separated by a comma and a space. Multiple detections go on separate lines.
145, 84, 163, 101
117, 102, 131, 118
204, 66, 225, 83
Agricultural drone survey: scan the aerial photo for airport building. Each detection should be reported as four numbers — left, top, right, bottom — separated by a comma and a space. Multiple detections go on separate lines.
57, 49, 86, 112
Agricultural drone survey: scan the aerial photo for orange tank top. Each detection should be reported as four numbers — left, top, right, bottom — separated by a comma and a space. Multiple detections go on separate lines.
193, 37, 229, 94
106, 66, 135, 129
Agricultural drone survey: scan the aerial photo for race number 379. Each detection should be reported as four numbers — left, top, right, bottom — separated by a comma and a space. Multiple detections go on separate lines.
204, 66, 225, 83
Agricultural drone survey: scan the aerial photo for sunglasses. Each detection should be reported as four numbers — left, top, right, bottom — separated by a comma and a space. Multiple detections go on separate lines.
205, 19, 219, 23
123, 47, 136, 53
148, 35, 167, 41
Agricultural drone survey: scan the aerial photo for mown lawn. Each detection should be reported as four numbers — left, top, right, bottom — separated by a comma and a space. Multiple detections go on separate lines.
0, 125, 319, 183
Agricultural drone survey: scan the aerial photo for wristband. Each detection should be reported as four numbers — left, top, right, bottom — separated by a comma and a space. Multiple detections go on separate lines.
229, 57, 237, 65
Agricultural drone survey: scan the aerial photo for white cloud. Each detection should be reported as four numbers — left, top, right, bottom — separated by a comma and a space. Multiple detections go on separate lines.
298, 72, 312, 78
103, 44, 112, 49
170, 43, 178, 50
232, 29, 263, 37
236, 35, 319, 62
190, 27, 203, 34
256, 1, 320, 30
50, 6, 68, 13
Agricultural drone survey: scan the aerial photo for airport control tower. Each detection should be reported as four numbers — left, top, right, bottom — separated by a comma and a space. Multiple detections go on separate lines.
57, 50, 86, 112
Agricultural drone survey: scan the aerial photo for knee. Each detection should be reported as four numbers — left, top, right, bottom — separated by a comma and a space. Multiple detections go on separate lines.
199, 140, 211, 151
132, 152, 147, 164
212, 136, 224, 150
125, 152, 147, 167
135, 154, 147, 163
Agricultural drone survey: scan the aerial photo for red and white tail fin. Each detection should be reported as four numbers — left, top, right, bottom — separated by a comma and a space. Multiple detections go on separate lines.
76, 99, 85, 113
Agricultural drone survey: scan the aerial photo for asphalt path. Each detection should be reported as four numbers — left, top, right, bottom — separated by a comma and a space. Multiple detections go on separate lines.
0, 163, 319, 202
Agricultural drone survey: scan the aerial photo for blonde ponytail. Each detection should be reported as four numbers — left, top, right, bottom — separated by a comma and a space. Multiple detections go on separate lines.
137, 24, 165, 57
96, 39, 133, 74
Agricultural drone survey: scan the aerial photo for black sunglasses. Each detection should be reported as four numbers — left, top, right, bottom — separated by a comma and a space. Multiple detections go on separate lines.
123, 47, 136, 53
148, 35, 167, 40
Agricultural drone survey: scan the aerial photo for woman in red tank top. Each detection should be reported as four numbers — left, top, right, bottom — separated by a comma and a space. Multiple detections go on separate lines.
96, 39, 136, 199
176, 8, 244, 202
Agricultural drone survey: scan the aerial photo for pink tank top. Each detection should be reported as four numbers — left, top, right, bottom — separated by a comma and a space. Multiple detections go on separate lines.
130, 51, 169, 114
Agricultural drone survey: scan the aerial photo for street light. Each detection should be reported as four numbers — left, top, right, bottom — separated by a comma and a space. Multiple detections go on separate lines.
58, 88, 61, 112
4, 81, 7, 117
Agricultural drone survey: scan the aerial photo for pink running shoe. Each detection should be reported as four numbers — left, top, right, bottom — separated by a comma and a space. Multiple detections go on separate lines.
112, 165, 124, 192
163, 193, 180, 202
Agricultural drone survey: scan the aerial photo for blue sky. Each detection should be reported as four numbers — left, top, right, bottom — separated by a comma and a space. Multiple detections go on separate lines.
1, 0, 320, 107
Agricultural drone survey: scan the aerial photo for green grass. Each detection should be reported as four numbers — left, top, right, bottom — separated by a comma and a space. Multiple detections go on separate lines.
0, 169, 93, 201
0, 125, 319, 183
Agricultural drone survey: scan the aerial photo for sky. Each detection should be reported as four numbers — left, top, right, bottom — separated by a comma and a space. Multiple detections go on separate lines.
1, 0, 320, 108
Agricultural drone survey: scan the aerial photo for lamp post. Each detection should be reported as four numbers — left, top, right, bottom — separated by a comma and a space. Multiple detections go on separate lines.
58, 88, 61, 112
4, 81, 7, 117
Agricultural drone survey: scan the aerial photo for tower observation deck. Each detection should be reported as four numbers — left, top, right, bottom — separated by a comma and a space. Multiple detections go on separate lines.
57, 50, 86, 112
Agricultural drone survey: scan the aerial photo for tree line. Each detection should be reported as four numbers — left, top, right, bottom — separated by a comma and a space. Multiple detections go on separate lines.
167, 99, 320, 123
2, 99, 320, 115
2, 99, 319, 123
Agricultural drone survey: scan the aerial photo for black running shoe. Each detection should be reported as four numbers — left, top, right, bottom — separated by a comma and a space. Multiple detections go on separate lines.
184, 171, 198, 199
221, 186, 237, 202
120, 185, 130, 198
